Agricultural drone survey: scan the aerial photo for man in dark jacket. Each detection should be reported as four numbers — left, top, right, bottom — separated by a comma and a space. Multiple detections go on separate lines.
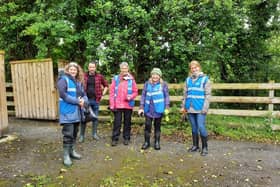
79, 61, 108, 142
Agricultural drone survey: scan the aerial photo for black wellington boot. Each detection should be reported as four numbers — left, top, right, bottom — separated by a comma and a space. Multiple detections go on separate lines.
92, 121, 100, 140
70, 144, 82, 160
154, 132, 161, 150
63, 144, 72, 166
188, 133, 199, 152
141, 132, 150, 150
79, 122, 86, 143
200, 136, 208, 156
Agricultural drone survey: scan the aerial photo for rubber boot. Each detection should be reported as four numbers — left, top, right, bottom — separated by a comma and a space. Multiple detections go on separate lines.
79, 122, 86, 143
201, 136, 208, 156
141, 132, 150, 150
188, 133, 199, 152
70, 145, 82, 160
63, 144, 72, 166
92, 121, 100, 140
154, 132, 161, 150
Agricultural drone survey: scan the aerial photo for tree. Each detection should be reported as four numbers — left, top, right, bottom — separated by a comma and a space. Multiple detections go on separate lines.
0, 0, 279, 83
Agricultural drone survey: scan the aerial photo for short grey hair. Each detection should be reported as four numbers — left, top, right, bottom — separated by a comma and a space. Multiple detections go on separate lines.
119, 62, 129, 68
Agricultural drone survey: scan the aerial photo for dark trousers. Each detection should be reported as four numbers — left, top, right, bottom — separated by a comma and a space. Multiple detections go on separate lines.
112, 109, 132, 141
144, 116, 162, 136
62, 122, 80, 145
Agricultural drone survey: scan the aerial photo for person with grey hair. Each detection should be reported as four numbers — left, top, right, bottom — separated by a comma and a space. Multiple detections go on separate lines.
109, 62, 138, 146
79, 61, 108, 142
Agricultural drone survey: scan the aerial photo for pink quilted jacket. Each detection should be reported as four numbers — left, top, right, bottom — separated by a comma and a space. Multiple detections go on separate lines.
109, 74, 138, 110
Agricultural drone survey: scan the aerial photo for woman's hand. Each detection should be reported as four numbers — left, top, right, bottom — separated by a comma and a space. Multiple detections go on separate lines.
138, 109, 144, 117
79, 97, 85, 107
180, 108, 187, 113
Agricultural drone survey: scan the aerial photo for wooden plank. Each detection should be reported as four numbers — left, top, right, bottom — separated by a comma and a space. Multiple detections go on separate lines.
97, 95, 280, 104
10, 63, 17, 116
211, 83, 280, 90
33, 62, 39, 118
271, 125, 280, 131
0, 51, 8, 134
101, 95, 182, 102
137, 83, 280, 90
7, 101, 14, 106
14, 64, 21, 117
26, 62, 33, 118
43, 60, 49, 118
208, 109, 279, 117
29, 63, 37, 118
268, 80, 274, 111
46, 59, 57, 119
39, 61, 47, 118
5, 82, 13, 87
10, 58, 52, 64
6, 92, 13, 97
210, 96, 280, 104
8, 110, 15, 116
22, 63, 29, 118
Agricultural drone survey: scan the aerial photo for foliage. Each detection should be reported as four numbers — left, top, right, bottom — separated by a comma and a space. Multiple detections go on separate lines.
0, 0, 279, 83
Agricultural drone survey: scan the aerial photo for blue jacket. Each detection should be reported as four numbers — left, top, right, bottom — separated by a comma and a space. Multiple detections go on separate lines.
57, 75, 87, 124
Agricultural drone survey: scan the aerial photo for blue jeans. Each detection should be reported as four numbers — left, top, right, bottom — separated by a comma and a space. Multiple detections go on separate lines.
188, 113, 207, 137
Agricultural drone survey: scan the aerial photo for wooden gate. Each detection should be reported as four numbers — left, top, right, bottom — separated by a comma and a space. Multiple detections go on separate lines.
0, 51, 8, 136
10, 58, 57, 120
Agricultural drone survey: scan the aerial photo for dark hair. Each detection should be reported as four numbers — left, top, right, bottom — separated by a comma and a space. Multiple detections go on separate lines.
89, 61, 98, 66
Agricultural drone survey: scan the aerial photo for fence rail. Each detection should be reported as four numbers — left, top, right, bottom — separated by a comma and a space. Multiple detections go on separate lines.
5, 81, 280, 119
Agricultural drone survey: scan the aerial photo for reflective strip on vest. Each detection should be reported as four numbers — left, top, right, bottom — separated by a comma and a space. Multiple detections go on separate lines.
144, 82, 165, 114
185, 76, 208, 110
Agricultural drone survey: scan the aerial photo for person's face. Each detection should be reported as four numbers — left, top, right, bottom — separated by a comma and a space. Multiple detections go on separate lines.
151, 73, 160, 83
69, 66, 78, 78
190, 65, 200, 74
120, 65, 129, 75
88, 63, 96, 75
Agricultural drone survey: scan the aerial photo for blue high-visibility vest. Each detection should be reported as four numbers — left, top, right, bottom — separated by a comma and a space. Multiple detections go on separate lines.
59, 76, 80, 123
185, 76, 208, 110
144, 82, 165, 114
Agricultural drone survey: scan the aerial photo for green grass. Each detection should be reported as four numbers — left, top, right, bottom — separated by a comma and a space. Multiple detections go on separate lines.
161, 114, 280, 144
206, 115, 280, 143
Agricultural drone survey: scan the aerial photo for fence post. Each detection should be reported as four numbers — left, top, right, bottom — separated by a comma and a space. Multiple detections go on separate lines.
268, 80, 275, 112
0, 50, 8, 137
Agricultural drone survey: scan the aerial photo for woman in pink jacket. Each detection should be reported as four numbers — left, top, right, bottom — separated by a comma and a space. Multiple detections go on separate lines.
109, 62, 138, 146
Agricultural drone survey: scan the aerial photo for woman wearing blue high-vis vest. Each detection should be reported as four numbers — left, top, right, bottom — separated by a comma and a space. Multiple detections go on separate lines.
57, 62, 88, 166
181, 60, 211, 156
138, 68, 170, 150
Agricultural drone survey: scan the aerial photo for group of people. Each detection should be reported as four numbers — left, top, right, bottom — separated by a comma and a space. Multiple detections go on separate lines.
57, 60, 211, 166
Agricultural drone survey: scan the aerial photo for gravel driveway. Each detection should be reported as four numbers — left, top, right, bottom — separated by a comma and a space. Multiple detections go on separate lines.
0, 117, 279, 187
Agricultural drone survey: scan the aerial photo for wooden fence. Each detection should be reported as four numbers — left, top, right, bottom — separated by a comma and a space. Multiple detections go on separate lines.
5, 81, 280, 119
10, 59, 57, 120
0, 51, 8, 136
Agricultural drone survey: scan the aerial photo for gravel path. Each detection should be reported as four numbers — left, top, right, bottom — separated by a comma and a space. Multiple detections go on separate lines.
0, 118, 279, 187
